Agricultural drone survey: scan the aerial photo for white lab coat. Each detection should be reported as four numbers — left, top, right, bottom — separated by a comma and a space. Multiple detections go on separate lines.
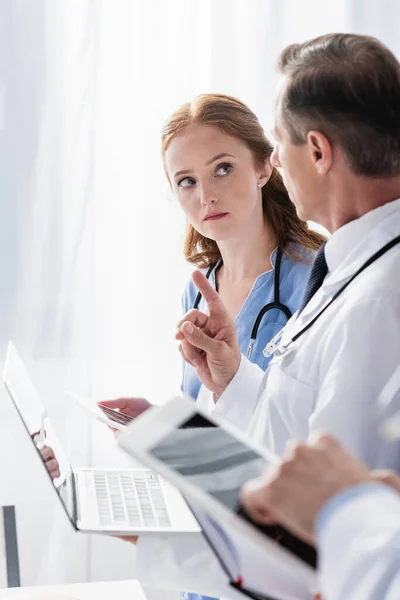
317, 483, 400, 600
137, 199, 400, 598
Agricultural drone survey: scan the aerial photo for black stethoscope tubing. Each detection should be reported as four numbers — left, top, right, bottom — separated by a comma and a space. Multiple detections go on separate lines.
292, 234, 400, 343
192, 247, 292, 358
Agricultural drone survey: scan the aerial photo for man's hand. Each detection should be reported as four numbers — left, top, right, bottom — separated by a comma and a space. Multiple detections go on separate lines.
240, 434, 374, 545
176, 270, 241, 396
371, 469, 400, 493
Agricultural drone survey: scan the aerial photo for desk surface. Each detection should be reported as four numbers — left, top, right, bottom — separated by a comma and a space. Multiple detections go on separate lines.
0, 579, 147, 600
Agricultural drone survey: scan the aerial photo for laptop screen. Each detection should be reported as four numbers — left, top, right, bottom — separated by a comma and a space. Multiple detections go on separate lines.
3, 342, 76, 528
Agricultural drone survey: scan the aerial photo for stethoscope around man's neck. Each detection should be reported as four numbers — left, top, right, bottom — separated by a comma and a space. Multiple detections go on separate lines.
192, 247, 292, 360
264, 233, 400, 359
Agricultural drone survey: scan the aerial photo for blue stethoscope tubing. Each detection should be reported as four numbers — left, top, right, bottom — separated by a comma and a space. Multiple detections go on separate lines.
192, 247, 292, 359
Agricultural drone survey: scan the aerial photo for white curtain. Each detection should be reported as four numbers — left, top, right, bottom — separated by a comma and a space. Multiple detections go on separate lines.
1, 0, 400, 588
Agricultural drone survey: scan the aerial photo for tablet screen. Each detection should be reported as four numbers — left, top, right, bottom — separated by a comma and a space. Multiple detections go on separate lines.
149, 410, 317, 570
151, 413, 269, 513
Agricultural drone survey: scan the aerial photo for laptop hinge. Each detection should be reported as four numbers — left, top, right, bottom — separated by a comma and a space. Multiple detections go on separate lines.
71, 472, 81, 524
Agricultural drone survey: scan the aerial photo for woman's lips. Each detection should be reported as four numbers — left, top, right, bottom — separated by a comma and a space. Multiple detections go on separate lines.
203, 212, 228, 221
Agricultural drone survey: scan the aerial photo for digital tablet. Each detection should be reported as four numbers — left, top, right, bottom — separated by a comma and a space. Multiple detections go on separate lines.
118, 395, 317, 600
64, 391, 133, 431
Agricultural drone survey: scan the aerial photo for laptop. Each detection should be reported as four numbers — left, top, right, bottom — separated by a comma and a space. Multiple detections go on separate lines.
2, 341, 200, 536
117, 394, 318, 600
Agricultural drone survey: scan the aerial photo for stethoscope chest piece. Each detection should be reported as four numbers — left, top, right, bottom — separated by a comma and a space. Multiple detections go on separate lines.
193, 247, 292, 360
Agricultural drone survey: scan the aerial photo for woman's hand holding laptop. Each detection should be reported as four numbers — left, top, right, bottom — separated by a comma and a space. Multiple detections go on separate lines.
39, 445, 61, 480
31, 431, 61, 480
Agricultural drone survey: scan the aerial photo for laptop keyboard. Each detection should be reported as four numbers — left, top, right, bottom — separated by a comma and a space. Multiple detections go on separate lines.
93, 470, 172, 528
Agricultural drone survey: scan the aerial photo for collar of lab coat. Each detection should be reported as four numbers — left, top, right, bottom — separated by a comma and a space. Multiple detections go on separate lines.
285, 197, 400, 332
323, 197, 400, 291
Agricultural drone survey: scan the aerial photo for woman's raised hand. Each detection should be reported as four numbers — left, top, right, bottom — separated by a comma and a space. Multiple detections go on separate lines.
176, 270, 241, 396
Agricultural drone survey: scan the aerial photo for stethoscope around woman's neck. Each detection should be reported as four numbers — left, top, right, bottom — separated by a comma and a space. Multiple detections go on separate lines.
192, 247, 292, 360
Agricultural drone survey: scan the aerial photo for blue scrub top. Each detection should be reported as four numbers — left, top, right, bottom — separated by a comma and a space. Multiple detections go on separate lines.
180, 243, 315, 600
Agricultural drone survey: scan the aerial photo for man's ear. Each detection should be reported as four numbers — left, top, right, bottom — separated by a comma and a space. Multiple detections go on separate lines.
257, 159, 273, 188
307, 131, 332, 174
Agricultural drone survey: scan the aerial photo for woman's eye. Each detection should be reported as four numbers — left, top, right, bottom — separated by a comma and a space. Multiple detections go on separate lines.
178, 177, 196, 189
215, 163, 232, 177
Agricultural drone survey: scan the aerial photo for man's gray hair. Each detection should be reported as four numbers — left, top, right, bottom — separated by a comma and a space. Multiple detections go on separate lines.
278, 33, 400, 177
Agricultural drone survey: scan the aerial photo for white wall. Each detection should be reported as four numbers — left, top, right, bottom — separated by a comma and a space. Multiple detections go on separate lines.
1, 0, 400, 591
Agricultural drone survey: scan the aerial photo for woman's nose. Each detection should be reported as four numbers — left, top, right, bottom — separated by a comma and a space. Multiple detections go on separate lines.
199, 185, 218, 206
